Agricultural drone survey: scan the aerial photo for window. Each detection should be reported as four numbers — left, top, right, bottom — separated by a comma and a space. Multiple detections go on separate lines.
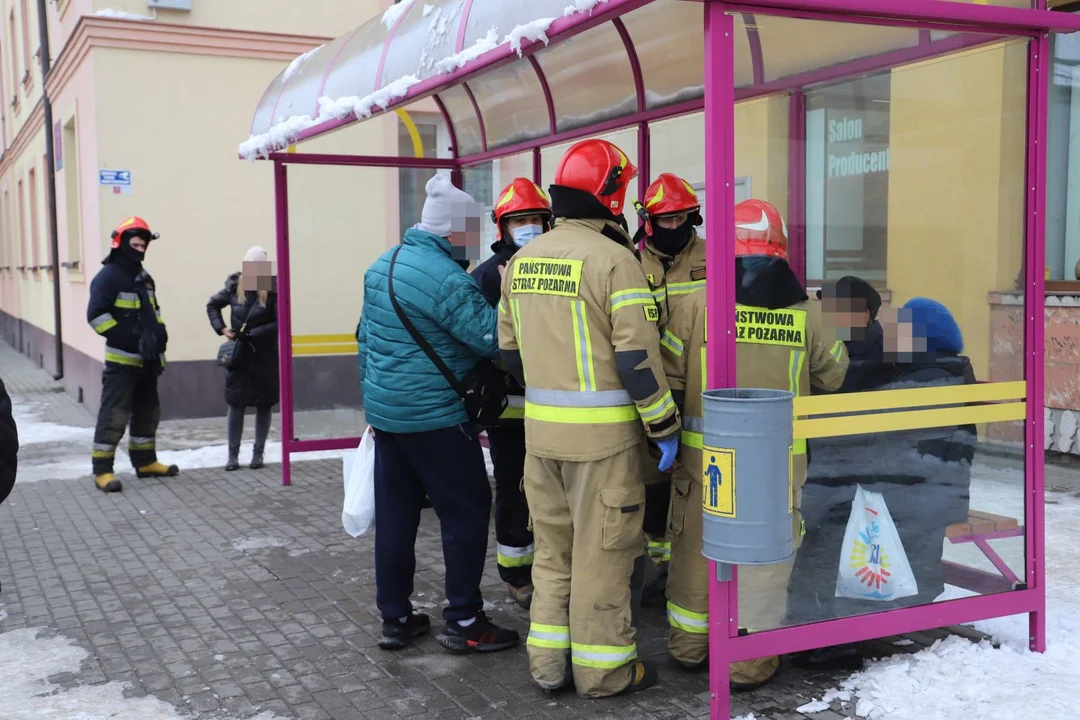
28, 165, 40, 272
62, 116, 82, 270
805, 73, 892, 286
395, 112, 451, 239
18, 0, 31, 80
8, 11, 18, 94
691, 177, 752, 235
1047, 30, 1080, 284
17, 177, 26, 271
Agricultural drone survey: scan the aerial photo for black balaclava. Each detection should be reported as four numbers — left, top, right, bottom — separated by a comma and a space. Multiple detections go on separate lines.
549, 185, 632, 249
735, 256, 808, 310
649, 216, 697, 257
105, 230, 149, 269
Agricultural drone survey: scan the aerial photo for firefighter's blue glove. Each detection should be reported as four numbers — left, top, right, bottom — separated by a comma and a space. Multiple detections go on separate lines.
657, 436, 679, 472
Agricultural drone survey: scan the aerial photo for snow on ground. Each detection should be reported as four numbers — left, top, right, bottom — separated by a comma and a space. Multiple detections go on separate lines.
798, 494, 1080, 719
15, 439, 349, 484
94, 9, 154, 21
12, 404, 94, 444
0, 624, 287, 720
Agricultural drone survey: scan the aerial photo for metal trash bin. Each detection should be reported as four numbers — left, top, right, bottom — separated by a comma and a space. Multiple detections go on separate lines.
700, 388, 794, 567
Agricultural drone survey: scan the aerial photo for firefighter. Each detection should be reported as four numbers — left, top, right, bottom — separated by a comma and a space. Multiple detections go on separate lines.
498, 138, 680, 698
632, 173, 706, 602
661, 199, 848, 689
470, 177, 553, 609
88, 217, 179, 493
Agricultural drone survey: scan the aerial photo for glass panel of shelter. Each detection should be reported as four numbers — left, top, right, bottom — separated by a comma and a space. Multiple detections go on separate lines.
469, 60, 552, 150
380, 0, 466, 87
724, 14, 1029, 631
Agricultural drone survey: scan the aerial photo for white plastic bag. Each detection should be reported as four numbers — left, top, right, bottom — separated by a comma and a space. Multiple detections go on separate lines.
835, 485, 918, 601
342, 427, 376, 538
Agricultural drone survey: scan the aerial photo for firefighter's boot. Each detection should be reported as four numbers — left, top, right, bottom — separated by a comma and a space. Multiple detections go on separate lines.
136, 462, 180, 478
94, 473, 123, 493
508, 583, 533, 609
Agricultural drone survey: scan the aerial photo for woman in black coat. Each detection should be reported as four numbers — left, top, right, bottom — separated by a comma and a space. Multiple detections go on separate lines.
206, 247, 279, 470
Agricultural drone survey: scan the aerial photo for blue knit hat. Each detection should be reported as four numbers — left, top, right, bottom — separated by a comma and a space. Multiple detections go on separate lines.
902, 297, 963, 353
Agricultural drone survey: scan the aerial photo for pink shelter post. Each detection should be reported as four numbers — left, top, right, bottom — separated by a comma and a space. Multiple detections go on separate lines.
273, 159, 294, 486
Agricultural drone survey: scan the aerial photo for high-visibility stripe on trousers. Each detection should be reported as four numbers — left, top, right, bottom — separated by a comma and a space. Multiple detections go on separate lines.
525, 443, 649, 697
497, 542, 535, 568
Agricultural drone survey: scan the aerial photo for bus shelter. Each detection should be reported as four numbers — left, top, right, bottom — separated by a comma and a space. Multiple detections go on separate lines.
239, 1, 1075, 717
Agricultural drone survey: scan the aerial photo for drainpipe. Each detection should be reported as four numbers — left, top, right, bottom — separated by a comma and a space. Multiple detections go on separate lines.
36, 0, 63, 380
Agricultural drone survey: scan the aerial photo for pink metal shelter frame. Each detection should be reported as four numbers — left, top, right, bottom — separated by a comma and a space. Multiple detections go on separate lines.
245, 1, 1075, 717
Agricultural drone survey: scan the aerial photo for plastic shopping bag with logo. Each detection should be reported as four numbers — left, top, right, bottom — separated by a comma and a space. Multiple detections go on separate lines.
835, 485, 918, 601
342, 427, 376, 538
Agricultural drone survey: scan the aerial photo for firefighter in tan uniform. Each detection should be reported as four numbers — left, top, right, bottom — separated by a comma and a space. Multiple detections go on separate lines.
631, 174, 707, 599
661, 199, 848, 689
498, 139, 681, 698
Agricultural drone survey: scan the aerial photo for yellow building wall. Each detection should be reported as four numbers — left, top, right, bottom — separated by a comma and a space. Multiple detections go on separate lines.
885, 41, 1027, 380
92, 48, 395, 362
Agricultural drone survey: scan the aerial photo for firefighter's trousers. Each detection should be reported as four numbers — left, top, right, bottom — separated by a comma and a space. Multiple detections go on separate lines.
487, 426, 534, 588
92, 363, 162, 475
666, 446, 804, 686
524, 441, 649, 698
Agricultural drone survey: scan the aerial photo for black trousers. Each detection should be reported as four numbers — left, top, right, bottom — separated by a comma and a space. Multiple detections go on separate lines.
487, 425, 533, 587
92, 363, 161, 475
373, 425, 492, 622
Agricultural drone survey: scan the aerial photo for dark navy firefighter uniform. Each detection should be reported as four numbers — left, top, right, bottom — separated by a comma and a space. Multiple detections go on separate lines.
472, 242, 534, 593
88, 216, 179, 492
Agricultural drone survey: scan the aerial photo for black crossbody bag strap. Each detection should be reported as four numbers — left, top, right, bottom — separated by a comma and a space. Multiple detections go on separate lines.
387, 247, 467, 399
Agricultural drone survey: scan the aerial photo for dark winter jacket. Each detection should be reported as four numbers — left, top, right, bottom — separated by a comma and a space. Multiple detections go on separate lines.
207, 273, 280, 409
88, 256, 168, 370
0, 376, 17, 506
471, 242, 525, 423
789, 352, 977, 623
357, 227, 499, 433
834, 320, 885, 394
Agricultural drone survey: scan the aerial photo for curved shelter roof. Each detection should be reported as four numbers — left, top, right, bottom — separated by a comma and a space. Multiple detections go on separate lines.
239, 0, 1064, 161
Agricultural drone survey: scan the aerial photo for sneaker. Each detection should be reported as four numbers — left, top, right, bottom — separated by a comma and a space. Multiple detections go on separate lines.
615, 660, 658, 695
437, 612, 520, 653
378, 613, 431, 650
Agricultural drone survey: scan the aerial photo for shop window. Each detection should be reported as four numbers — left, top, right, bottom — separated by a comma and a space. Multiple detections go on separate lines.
805, 73, 891, 286
1047, 29, 1080, 284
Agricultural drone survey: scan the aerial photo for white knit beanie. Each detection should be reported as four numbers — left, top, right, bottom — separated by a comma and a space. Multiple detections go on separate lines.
244, 246, 269, 263
418, 172, 482, 238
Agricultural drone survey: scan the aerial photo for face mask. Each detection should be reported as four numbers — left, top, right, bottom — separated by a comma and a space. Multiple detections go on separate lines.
511, 224, 543, 248
650, 218, 694, 257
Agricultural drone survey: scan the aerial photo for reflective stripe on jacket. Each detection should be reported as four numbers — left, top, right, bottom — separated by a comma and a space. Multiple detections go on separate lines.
498, 218, 680, 462
661, 294, 849, 456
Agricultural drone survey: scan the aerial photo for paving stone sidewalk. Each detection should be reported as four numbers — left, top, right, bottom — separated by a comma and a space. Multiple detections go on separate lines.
0, 341, 1051, 719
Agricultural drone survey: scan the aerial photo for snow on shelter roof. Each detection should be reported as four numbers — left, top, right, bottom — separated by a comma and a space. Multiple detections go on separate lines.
239, 0, 993, 161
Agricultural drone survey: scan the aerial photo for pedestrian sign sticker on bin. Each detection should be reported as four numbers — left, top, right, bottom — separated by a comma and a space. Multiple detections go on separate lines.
702, 446, 735, 518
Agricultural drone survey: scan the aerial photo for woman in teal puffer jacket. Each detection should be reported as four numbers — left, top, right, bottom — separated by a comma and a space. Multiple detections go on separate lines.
355, 172, 520, 657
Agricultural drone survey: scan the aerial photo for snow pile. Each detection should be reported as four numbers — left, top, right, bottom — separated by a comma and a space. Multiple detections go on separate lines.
433, 26, 500, 74
93, 9, 153, 21
240, 0, 615, 158
382, 0, 416, 30
563, 0, 610, 17
11, 406, 92, 445
807, 494, 1080, 719
505, 19, 555, 55
0, 628, 295, 720
283, 45, 324, 82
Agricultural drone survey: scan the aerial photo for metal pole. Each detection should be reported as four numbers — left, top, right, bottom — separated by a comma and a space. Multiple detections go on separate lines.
273, 160, 294, 486
37, 0, 63, 380
704, 3, 737, 718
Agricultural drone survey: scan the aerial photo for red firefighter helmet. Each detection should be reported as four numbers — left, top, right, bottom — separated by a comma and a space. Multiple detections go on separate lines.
491, 178, 552, 240
553, 138, 637, 214
636, 173, 702, 236
110, 216, 160, 249
734, 199, 788, 261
